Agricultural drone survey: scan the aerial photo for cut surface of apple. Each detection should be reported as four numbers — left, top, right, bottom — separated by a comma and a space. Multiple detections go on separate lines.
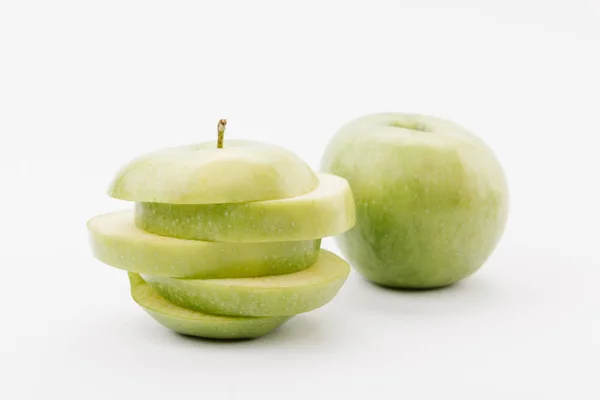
87, 211, 320, 278
108, 140, 318, 204
128, 273, 290, 339
141, 250, 351, 317
134, 173, 356, 242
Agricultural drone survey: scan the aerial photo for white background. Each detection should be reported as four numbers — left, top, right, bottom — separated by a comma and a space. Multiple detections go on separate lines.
1, 1, 599, 399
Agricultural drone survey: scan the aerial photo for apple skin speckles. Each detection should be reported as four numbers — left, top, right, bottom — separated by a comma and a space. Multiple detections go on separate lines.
128, 273, 291, 340
134, 173, 356, 242
140, 250, 351, 317
321, 112, 509, 289
88, 211, 321, 279
108, 139, 319, 204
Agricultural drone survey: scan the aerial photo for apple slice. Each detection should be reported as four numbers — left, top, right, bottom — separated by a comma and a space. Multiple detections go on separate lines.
134, 173, 356, 242
108, 140, 318, 204
141, 250, 350, 317
128, 273, 290, 339
87, 211, 320, 278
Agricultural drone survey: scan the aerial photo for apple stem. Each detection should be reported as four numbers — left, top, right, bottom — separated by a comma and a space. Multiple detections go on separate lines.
217, 119, 227, 149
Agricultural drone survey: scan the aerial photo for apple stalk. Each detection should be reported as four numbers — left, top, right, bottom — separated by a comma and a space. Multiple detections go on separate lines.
217, 119, 227, 149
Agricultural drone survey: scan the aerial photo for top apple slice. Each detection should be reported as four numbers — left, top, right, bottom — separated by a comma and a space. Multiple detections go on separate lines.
107, 140, 319, 204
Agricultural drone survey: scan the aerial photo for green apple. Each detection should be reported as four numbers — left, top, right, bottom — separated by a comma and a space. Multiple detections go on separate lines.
88, 211, 320, 278
134, 173, 356, 242
321, 113, 509, 288
140, 250, 350, 317
108, 139, 318, 204
128, 273, 290, 339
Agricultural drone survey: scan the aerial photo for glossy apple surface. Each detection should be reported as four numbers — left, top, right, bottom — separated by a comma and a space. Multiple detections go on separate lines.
321, 113, 509, 288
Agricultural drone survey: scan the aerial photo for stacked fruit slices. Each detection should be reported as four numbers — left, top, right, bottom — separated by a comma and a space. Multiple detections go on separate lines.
87, 137, 356, 339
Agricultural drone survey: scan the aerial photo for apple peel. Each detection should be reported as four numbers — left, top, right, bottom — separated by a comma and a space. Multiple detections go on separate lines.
129, 273, 290, 339
108, 140, 319, 204
134, 173, 356, 242
141, 250, 351, 317
88, 211, 320, 278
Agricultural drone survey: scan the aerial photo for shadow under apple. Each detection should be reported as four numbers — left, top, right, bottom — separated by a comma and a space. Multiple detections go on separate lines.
168, 314, 335, 347
340, 271, 511, 318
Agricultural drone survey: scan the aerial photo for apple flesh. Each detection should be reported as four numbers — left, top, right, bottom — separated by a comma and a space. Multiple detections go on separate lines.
134, 173, 356, 242
141, 250, 350, 317
108, 140, 318, 204
88, 211, 320, 278
128, 273, 290, 339
321, 113, 509, 288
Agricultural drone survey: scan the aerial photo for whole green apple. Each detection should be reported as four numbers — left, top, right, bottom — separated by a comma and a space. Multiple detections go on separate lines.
321, 113, 509, 288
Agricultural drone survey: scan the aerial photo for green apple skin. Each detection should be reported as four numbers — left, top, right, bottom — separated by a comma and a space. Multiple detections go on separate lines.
88, 211, 320, 279
128, 273, 290, 340
141, 250, 351, 317
321, 113, 509, 289
134, 173, 356, 242
108, 140, 318, 204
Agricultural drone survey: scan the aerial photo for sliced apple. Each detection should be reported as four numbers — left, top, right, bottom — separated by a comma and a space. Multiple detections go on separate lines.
87, 211, 320, 278
108, 140, 318, 204
128, 273, 290, 339
134, 173, 356, 242
141, 250, 350, 317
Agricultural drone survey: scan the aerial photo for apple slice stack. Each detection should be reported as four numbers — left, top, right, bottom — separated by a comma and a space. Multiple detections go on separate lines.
87, 129, 355, 340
